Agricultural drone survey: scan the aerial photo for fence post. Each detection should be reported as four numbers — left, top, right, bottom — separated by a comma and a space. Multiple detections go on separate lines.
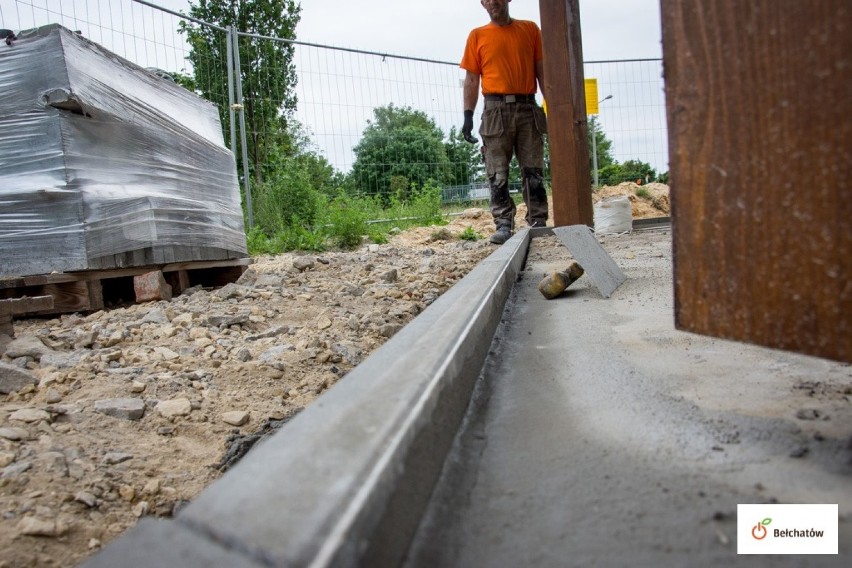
226, 26, 238, 167
231, 28, 254, 229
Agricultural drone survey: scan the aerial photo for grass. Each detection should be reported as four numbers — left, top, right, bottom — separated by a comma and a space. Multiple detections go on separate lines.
635, 187, 652, 199
459, 226, 482, 241
246, 186, 447, 255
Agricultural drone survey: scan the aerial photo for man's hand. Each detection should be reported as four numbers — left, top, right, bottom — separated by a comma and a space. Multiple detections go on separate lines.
462, 110, 478, 143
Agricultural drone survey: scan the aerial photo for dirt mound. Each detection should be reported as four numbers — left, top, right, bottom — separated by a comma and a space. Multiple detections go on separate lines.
593, 182, 670, 219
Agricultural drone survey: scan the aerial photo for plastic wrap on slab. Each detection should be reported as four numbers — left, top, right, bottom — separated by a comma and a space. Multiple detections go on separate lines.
0, 24, 247, 278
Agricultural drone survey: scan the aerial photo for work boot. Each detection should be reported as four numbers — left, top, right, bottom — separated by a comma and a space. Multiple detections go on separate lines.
529, 219, 547, 228
489, 227, 512, 245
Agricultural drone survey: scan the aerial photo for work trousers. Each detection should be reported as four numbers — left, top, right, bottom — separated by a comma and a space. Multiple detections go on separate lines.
479, 99, 549, 229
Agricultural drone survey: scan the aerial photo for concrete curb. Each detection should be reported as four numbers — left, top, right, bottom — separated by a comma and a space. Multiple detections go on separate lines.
81, 230, 530, 568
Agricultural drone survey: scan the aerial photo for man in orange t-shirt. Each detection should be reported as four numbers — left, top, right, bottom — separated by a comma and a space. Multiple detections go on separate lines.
461, 0, 549, 244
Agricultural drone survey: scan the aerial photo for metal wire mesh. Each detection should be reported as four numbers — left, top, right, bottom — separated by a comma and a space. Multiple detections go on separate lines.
1, 0, 669, 216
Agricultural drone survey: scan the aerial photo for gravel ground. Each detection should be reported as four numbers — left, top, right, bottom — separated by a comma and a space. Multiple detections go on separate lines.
0, 210, 502, 568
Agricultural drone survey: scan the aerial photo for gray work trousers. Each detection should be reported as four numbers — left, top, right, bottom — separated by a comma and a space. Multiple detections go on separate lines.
479, 99, 549, 229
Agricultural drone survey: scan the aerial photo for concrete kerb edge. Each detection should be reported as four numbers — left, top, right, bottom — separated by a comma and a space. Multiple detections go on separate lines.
79, 230, 531, 568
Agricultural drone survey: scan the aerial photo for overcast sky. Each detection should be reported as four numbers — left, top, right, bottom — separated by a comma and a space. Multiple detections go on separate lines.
152, 0, 663, 63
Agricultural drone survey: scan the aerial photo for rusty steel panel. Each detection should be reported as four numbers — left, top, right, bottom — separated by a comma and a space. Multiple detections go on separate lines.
662, 0, 852, 362
539, 0, 593, 227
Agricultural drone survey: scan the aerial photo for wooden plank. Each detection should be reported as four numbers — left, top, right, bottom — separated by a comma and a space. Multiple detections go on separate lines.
538, 0, 593, 227
3, 296, 55, 314
0, 315, 11, 337
662, 0, 852, 362
0, 258, 250, 316
164, 270, 191, 296
0, 257, 251, 292
0, 300, 12, 336
39, 281, 98, 313
161, 258, 252, 273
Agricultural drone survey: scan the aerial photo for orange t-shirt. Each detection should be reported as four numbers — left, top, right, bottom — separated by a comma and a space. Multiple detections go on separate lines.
460, 19, 543, 95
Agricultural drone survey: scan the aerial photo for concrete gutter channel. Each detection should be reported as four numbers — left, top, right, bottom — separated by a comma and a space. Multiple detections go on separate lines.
81, 229, 533, 567
82, 220, 851, 567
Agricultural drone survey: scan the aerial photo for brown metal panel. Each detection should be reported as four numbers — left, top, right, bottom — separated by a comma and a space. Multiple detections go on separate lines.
539, 0, 593, 227
662, 0, 852, 362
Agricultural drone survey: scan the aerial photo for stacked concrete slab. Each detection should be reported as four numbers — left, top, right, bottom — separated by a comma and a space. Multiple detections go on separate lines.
0, 24, 246, 278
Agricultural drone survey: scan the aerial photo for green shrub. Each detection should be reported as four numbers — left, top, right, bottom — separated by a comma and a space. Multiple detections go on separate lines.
252, 163, 323, 234
459, 226, 481, 241
273, 226, 327, 252
325, 196, 370, 249
246, 226, 275, 255
635, 187, 652, 199
409, 182, 444, 225
368, 229, 389, 245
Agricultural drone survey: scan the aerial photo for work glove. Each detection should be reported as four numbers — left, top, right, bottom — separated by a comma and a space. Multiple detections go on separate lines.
462, 110, 478, 144
1, 29, 16, 46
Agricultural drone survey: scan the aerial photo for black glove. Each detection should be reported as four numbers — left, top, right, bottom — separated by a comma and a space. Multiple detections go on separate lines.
1, 29, 16, 46
462, 110, 478, 143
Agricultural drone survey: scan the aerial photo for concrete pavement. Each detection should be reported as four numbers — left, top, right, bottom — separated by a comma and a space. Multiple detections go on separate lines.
404, 229, 851, 567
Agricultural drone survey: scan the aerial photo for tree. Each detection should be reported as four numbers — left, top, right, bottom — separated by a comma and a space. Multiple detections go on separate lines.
350, 104, 453, 203
598, 160, 658, 186
181, 0, 301, 183
620, 160, 657, 184
589, 115, 615, 174
444, 126, 484, 185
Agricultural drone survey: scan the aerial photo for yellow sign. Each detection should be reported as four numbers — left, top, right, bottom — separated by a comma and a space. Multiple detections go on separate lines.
585, 78, 599, 115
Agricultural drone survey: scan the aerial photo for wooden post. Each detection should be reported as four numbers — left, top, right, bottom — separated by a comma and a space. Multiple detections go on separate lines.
662, 0, 851, 362
539, 0, 593, 227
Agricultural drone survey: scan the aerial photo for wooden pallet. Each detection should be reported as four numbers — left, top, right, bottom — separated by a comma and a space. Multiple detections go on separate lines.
1, 296, 54, 337
0, 258, 251, 317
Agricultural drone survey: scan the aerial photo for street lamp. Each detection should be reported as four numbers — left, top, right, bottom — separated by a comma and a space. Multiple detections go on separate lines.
591, 95, 613, 187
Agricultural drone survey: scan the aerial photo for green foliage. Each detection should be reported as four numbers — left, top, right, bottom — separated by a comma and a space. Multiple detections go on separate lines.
170, 71, 198, 93
635, 187, 652, 199
324, 196, 370, 249
278, 226, 327, 251
368, 230, 389, 245
182, 0, 301, 183
657, 171, 670, 184
246, 189, 453, 255
621, 160, 657, 184
445, 126, 484, 185
252, 160, 324, 234
351, 104, 453, 203
599, 159, 658, 186
459, 226, 481, 241
246, 225, 275, 255
408, 183, 444, 225
389, 175, 411, 201
598, 164, 624, 186
589, 116, 615, 172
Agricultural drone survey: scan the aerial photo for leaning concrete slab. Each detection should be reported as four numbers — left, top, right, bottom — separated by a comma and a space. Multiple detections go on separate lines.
552, 225, 627, 298
81, 230, 531, 568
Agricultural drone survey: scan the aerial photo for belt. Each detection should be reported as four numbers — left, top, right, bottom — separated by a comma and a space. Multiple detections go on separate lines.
484, 94, 536, 103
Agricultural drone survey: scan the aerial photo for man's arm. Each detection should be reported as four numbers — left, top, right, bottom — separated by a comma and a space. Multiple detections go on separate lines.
535, 59, 547, 101
463, 70, 481, 112
462, 71, 481, 143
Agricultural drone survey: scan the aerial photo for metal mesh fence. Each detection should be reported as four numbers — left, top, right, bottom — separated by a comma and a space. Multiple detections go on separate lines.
1, 0, 668, 222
